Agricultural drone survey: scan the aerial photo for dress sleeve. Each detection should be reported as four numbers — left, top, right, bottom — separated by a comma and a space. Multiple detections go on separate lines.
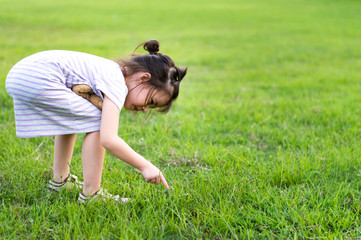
94, 64, 128, 111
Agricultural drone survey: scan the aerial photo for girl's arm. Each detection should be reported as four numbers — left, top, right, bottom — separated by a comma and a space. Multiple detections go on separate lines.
100, 95, 169, 188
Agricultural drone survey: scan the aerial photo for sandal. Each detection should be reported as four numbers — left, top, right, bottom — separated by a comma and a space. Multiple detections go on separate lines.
78, 188, 130, 204
48, 174, 83, 192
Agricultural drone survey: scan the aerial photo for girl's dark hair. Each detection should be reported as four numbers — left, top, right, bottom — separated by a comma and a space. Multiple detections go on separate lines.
117, 40, 187, 113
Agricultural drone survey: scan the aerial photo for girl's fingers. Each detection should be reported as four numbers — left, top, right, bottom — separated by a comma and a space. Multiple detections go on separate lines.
160, 173, 169, 189
145, 172, 169, 189
147, 178, 157, 184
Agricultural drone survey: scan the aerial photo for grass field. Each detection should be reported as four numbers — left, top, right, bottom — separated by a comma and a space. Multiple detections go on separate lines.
1, 0, 361, 238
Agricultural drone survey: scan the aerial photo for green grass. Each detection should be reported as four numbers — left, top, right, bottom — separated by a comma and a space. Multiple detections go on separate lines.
1, 0, 361, 238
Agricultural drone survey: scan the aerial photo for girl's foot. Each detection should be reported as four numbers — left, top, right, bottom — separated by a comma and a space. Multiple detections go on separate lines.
78, 188, 129, 204
48, 174, 83, 192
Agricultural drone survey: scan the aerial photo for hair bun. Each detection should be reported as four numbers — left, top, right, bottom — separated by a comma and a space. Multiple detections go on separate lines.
143, 40, 160, 55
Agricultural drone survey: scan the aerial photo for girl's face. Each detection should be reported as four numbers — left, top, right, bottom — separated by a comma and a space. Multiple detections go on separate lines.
123, 72, 171, 112
124, 85, 170, 112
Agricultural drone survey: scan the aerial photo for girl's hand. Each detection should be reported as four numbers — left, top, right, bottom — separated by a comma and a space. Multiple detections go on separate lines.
140, 162, 169, 189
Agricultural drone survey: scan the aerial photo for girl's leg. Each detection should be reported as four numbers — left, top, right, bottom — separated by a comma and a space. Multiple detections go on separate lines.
53, 134, 77, 182
81, 131, 105, 196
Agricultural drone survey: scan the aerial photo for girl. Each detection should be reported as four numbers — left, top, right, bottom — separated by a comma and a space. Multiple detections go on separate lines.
5, 40, 187, 203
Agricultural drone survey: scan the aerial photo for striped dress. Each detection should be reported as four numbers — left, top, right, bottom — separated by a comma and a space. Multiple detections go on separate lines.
5, 50, 128, 138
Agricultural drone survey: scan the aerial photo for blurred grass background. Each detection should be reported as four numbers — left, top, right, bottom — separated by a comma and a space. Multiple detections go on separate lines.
1, 0, 361, 238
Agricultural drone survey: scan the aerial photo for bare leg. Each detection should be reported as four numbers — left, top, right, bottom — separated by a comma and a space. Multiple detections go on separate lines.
53, 134, 77, 182
82, 131, 105, 196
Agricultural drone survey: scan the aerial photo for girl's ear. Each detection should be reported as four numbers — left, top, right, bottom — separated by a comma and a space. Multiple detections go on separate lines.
136, 72, 151, 85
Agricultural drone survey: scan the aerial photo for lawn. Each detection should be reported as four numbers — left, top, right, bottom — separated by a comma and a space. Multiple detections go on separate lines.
1, 0, 361, 238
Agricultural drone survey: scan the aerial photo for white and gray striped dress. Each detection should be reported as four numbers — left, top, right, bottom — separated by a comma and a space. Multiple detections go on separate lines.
6, 50, 128, 138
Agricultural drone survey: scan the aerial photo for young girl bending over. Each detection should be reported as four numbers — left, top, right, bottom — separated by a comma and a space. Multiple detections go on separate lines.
5, 40, 187, 203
